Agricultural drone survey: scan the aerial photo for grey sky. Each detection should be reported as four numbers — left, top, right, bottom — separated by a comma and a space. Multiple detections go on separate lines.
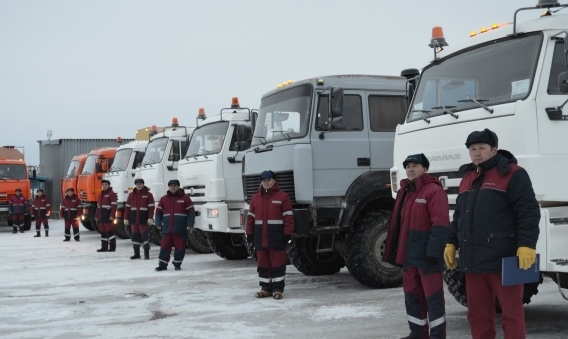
0, 0, 538, 165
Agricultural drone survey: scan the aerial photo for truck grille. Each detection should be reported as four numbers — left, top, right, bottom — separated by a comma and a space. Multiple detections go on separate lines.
244, 171, 296, 204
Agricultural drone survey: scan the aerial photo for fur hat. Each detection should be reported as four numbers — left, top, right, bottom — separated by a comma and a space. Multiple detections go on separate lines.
402, 153, 430, 169
465, 128, 498, 148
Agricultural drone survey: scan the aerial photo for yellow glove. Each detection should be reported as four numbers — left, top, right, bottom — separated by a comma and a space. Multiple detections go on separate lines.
123, 219, 129, 226
444, 244, 458, 270
517, 246, 536, 270
148, 219, 155, 226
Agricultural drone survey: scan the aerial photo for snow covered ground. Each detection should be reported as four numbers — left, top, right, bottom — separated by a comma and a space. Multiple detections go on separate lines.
1, 220, 567, 339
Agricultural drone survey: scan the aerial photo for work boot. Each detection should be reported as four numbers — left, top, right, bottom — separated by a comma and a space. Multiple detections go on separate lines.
12, 227, 17, 234
108, 233, 116, 252
144, 249, 150, 260
130, 246, 141, 260
97, 238, 108, 252
34, 231, 41, 237
63, 238, 70, 242
19, 227, 24, 233
155, 266, 167, 271
174, 265, 181, 271
45, 230, 49, 237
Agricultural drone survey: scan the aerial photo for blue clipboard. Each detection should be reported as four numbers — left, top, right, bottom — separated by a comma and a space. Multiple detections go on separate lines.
501, 254, 540, 286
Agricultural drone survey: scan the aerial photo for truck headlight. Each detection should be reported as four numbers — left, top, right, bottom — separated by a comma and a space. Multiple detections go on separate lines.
207, 209, 219, 218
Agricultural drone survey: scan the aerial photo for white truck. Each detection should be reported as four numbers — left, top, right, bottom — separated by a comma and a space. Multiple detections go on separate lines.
103, 140, 147, 239
390, 0, 568, 304
242, 75, 409, 288
178, 98, 254, 260
134, 119, 212, 253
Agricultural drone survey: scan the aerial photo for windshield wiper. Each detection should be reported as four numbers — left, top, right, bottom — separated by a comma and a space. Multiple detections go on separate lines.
432, 105, 458, 119
411, 109, 431, 124
458, 98, 494, 114
272, 130, 291, 141
254, 136, 266, 145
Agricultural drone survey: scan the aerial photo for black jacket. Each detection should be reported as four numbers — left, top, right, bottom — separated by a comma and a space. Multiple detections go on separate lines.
447, 150, 540, 273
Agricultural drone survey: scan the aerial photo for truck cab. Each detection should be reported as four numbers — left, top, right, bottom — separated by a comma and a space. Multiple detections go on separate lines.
0, 146, 31, 229
242, 75, 408, 288
178, 98, 254, 260
61, 153, 87, 200
77, 147, 117, 232
104, 140, 147, 239
391, 1, 568, 303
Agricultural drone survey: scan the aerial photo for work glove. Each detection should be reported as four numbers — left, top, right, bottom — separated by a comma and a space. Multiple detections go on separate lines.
283, 234, 292, 244
444, 244, 458, 270
246, 234, 254, 243
517, 246, 536, 270
147, 219, 154, 226
123, 219, 129, 226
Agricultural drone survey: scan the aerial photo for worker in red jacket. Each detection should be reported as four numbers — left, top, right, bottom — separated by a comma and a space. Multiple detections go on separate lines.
31, 189, 51, 237
9, 188, 28, 234
246, 170, 294, 300
124, 178, 155, 260
60, 188, 82, 241
154, 179, 195, 271
96, 180, 118, 252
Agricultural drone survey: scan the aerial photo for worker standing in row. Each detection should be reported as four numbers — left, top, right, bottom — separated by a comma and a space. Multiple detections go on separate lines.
31, 189, 51, 237
9, 188, 27, 234
124, 178, 155, 260
60, 188, 81, 241
96, 180, 118, 252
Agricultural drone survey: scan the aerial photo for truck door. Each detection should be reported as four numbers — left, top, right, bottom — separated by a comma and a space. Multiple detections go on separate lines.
312, 92, 370, 197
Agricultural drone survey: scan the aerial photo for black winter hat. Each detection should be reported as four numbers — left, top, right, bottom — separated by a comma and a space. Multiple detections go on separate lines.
134, 178, 144, 184
168, 179, 180, 186
260, 170, 277, 181
403, 153, 430, 169
101, 180, 110, 185
465, 128, 498, 148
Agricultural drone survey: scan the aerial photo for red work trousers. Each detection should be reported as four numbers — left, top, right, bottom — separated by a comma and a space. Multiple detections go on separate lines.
465, 272, 525, 339
256, 248, 288, 292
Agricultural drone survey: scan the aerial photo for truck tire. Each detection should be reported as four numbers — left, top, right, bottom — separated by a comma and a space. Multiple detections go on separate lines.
186, 229, 213, 254
443, 267, 542, 309
114, 220, 130, 239
287, 236, 345, 276
149, 225, 161, 246
345, 210, 402, 289
23, 214, 32, 231
80, 218, 94, 231
206, 232, 249, 260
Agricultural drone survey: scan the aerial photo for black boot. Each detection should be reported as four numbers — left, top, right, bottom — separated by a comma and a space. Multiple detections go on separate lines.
144, 248, 150, 260
97, 237, 108, 252
63, 237, 71, 242
130, 246, 141, 260
34, 231, 41, 237
155, 266, 167, 271
109, 232, 116, 252
12, 227, 17, 234
45, 230, 49, 237
73, 228, 80, 241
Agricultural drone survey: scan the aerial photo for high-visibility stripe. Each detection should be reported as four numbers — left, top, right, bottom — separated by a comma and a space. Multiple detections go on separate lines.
101, 205, 111, 208
282, 211, 293, 216
132, 241, 140, 245
248, 212, 255, 218
186, 205, 194, 210
255, 220, 263, 225
429, 315, 446, 328
139, 207, 148, 211
159, 259, 168, 264
111, 202, 117, 205
272, 276, 285, 282
172, 259, 182, 264
174, 213, 187, 216
407, 314, 428, 326
109, 235, 116, 240
259, 277, 271, 283
148, 203, 155, 207
267, 220, 284, 224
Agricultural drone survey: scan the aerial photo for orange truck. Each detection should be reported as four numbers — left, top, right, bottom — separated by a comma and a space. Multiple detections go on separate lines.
0, 146, 31, 230
61, 153, 87, 200
76, 147, 117, 231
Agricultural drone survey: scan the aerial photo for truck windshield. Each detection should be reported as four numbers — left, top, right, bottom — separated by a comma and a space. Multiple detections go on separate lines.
409, 33, 542, 122
186, 121, 229, 158
141, 137, 168, 165
65, 160, 80, 178
81, 155, 99, 175
110, 149, 133, 172
0, 164, 27, 180
252, 84, 312, 146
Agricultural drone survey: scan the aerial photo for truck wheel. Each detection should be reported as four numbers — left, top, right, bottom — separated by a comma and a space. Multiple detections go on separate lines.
149, 225, 161, 246
287, 236, 345, 275
186, 229, 213, 254
243, 235, 257, 260
114, 220, 130, 239
206, 232, 249, 260
80, 218, 94, 231
345, 210, 402, 288
444, 267, 542, 309
23, 214, 32, 231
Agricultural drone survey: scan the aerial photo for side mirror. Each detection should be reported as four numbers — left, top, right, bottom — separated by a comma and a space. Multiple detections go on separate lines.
251, 110, 258, 137
330, 87, 344, 129
401, 68, 420, 110
559, 71, 568, 93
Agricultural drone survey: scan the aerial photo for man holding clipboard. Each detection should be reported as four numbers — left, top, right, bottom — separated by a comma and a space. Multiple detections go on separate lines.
444, 129, 540, 339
